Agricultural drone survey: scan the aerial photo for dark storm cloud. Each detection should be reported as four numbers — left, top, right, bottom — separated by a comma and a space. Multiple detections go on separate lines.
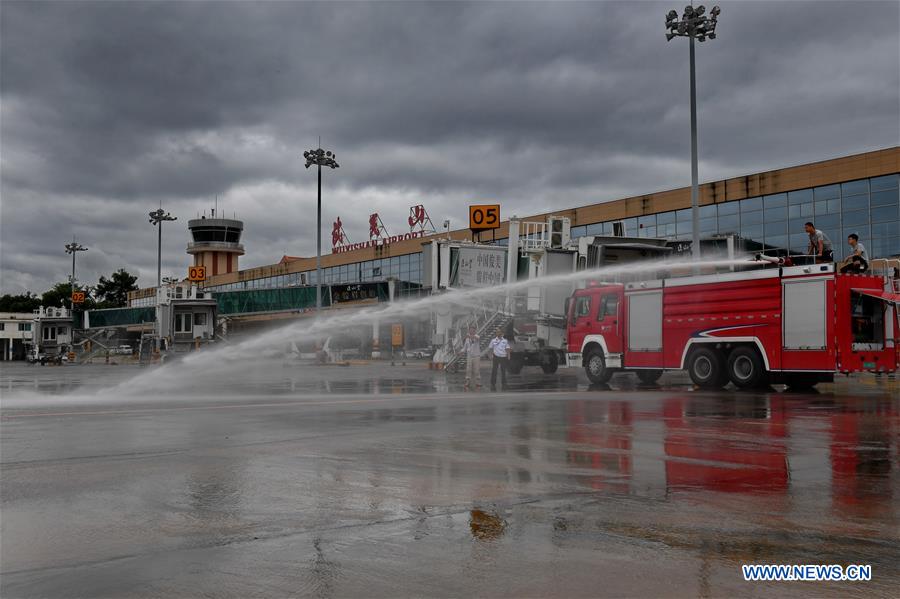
1, 1, 897, 294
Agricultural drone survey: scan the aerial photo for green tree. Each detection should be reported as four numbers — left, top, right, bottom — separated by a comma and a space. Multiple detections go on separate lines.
94, 269, 139, 308
41, 281, 72, 308
40, 281, 97, 310
0, 292, 42, 313
42, 281, 72, 308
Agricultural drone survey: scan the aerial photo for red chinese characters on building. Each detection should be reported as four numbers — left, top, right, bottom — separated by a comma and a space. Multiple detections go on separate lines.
332, 217, 348, 248
367, 213, 389, 240
327, 208, 436, 253
408, 204, 435, 233
408, 205, 426, 228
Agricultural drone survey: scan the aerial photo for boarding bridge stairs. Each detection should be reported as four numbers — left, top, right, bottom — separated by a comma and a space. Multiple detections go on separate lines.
445, 309, 514, 374
75, 329, 117, 364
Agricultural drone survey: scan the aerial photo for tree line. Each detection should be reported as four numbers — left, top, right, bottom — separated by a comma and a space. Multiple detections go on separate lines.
0, 269, 139, 312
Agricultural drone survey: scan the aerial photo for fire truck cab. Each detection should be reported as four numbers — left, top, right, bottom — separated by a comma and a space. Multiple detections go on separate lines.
566, 262, 900, 388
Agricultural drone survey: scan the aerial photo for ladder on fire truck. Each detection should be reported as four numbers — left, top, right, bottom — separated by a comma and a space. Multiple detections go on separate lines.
444, 308, 514, 373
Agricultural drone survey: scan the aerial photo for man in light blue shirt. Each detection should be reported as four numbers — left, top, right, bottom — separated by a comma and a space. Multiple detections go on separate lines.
488, 328, 509, 391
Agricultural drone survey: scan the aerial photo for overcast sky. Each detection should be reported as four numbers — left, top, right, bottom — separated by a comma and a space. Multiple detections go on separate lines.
1, 1, 897, 295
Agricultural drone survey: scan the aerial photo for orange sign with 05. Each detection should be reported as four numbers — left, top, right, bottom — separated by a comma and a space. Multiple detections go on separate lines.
469, 204, 500, 231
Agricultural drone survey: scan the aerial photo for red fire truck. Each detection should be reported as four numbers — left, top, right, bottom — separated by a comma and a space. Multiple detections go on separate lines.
565, 262, 900, 388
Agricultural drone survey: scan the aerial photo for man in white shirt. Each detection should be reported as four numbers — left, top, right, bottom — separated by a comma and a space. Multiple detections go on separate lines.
805, 222, 834, 263
488, 328, 510, 391
840, 233, 869, 273
462, 325, 482, 389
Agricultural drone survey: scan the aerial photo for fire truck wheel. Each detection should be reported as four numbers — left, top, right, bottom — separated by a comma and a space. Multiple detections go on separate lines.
585, 349, 613, 384
688, 347, 727, 388
540, 351, 558, 374
636, 369, 663, 385
727, 346, 767, 388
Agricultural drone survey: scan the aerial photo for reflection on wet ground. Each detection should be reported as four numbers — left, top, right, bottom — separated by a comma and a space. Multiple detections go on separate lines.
4, 360, 899, 398
1, 363, 898, 597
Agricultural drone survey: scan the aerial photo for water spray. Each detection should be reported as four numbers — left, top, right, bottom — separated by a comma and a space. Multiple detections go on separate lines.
104, 254, 759, 396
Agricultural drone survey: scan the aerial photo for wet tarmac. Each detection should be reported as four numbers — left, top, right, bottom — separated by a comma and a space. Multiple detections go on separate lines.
1, 362, 899, 597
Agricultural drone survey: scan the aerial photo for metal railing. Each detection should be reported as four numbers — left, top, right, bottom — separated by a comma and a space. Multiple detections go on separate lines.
869, 258, 900, 292
520, 221, 550, 251
444, 308, 514, 372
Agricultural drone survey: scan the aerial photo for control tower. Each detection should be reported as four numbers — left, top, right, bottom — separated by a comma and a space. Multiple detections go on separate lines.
186, 211, 245, 276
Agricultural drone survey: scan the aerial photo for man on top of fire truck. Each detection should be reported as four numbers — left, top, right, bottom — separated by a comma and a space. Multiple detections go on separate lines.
839, 233, 869, 273
805, 222, 834, 263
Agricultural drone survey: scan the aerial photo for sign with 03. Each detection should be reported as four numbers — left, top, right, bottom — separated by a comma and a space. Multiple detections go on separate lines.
188, 265, 207, 282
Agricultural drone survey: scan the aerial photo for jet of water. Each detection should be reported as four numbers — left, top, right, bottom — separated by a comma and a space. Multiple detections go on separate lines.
106, 254, 753, 397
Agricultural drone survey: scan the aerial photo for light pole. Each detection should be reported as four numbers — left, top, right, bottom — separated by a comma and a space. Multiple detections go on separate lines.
666, 5, 721, 261
303, 146, 340, 311
149, 208, 177, 289
64, 237, 88, 310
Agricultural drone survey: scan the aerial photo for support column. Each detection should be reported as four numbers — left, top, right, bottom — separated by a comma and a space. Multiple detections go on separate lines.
727, 235, 735, 271
689, 34, 700, 262
506, 216, 520, 312
371, 317, 381, 359
315, 163, 322, 311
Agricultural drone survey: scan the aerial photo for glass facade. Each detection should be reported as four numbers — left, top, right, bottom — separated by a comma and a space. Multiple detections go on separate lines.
630, 175, 897, 260
207, 253, 424, 292
206, 174, 897, 294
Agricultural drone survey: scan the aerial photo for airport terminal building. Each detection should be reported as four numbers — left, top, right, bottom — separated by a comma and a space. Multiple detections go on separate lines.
128, 147, 898, 308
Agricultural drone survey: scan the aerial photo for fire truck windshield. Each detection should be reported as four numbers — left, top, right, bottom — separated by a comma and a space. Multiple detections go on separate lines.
599, 295, 618, 319
572, 296, 591, 324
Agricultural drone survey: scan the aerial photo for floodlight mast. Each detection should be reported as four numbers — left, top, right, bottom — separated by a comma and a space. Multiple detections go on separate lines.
64, 237, 88, 310
303, 147, 340, 312
149, 208, 177, 290
666, 5, 720, 261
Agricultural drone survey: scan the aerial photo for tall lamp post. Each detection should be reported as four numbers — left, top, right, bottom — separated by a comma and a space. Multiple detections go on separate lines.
149, 208, 177, 289
64, 237, 88, 310
303, 146, 340, 311
666, 5, 721, 261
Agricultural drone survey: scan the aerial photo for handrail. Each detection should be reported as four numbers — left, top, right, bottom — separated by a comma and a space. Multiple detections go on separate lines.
521, 221, 550, 251
869, 257, 900, 277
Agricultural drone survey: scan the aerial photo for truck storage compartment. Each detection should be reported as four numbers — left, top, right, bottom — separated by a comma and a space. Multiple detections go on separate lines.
782, 279, 827, 350
627, 291, 662, 352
